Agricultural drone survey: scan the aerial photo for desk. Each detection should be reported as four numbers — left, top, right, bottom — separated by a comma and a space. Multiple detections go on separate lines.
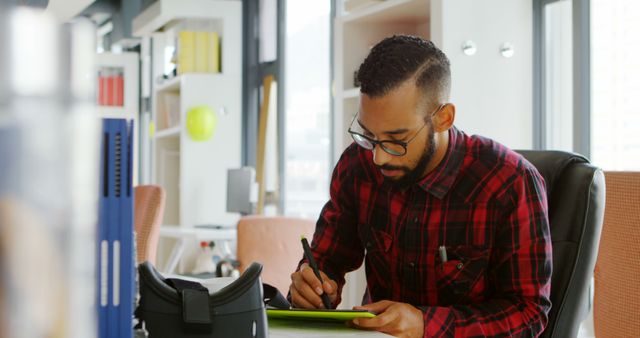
159, 225, 236, 273
269, 319, 392, 337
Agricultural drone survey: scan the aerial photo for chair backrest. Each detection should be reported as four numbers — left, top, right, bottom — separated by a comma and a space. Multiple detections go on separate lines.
593, 172, 640, 337
516, 150, 605, 338
134, 185, 166, 265
236, 215, 316, 296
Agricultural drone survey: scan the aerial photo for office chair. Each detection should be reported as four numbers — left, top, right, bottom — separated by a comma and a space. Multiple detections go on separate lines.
236, 215, 316, 295
134, 185, 166, 266
593, 172, 640, 337
516, 150, 605, 338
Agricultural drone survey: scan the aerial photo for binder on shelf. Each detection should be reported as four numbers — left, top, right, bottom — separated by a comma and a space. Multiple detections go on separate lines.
114, 72, 124, 107
98, 68, 125, 107
98, 70, 106, 106
194, 31, 209, 72
178, 31, 196, 74
106, 72, 115, 106
177, 30, 220, 74
98, 118, 135, 338
208, 32, 220, 73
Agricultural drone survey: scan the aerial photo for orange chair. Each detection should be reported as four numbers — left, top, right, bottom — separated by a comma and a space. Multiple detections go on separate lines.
236, 216, 316, 296
594, 172, 640, 337
134, 185, 166, 266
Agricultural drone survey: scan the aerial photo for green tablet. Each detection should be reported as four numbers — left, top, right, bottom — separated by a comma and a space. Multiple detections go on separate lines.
267, 308, 376, 321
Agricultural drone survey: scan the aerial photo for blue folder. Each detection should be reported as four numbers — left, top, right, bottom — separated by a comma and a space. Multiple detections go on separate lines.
98, 119, 134, 338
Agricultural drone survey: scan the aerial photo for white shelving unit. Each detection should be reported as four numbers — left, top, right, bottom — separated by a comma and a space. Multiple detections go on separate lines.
151, 74, 242, 229
334, 0, 430, 158
96, 52, 140, 185
133, 0, 242, 273
335, 0, 534, 158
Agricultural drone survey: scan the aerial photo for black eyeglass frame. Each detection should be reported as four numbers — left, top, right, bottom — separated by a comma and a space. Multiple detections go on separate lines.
347, 103, 446, 156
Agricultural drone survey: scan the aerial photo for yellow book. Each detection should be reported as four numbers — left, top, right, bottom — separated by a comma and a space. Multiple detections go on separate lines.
178, 31, 196, 74
207, 32, 220, 73
194, 31, 209, 73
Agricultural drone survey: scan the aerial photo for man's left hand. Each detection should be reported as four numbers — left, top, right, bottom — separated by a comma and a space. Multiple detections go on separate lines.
350, 300, 424, 338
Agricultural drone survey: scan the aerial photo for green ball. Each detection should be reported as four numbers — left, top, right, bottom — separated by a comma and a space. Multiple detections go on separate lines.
186, 106, 217, 141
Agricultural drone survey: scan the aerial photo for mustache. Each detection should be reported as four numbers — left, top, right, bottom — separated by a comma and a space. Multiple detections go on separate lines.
376, 164, 410, 172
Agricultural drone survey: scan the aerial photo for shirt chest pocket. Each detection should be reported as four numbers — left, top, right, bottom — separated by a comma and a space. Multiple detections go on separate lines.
436, 245, 490, 306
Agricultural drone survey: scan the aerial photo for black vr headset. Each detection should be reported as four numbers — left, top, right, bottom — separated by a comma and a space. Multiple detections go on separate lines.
136, 261, 268, 338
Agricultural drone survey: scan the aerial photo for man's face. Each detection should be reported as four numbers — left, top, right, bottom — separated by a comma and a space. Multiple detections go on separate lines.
357, 81, 438, 189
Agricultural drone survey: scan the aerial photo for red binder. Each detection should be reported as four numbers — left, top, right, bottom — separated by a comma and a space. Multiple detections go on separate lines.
114, 73, 124, 107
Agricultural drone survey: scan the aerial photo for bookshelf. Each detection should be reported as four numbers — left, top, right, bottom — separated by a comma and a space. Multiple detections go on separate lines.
96, 52, 140, 185
334, 0, 430, 159
334, 0, 534, 157
133, 0, 242, 273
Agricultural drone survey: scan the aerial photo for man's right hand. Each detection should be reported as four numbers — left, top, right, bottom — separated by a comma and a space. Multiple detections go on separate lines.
289, 263, 338, 309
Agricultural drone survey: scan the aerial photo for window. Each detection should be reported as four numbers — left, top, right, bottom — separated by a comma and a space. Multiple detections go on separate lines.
283, 0, 331, 218
544, 0, 574, 152
590, 0, 640, 170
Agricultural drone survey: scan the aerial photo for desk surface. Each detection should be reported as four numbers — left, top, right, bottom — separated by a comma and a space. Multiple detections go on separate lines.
159, 225, 236, 240
269, 319, 392, 337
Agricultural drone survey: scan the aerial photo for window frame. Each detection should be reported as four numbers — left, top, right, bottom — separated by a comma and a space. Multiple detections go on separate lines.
533, 0, 591, 157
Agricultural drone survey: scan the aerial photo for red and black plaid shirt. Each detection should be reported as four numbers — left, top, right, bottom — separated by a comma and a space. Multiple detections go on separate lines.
303, 126, 552, 337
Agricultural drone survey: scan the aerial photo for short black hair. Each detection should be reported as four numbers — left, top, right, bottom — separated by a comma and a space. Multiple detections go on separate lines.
356, 35, 451, 107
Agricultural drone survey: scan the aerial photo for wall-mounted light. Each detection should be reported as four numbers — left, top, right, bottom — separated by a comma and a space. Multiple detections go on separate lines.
462, 40, 477, 56
500, 43, 515, 58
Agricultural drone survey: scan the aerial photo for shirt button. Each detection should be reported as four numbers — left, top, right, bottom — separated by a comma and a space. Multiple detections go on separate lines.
456, 262, 464, 270
408, 262, 415, 267
413, 217, 418, 223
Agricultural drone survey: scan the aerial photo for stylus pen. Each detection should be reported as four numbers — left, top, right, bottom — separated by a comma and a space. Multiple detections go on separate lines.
301, 236, 333, 309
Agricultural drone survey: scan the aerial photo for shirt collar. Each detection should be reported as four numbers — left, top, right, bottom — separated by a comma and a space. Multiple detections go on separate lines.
416, 126, 466, 199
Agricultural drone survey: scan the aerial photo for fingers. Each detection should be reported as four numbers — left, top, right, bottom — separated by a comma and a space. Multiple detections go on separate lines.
351, 301, 397, 330
353, 300, 394, 314
325, 282, 338, 303
318, 270, 335, 291
351, 302, 425, 338
289, 283, 318, 309
318, 270, 339, 303
345, 319, 376, 331
300, 264, 339, 303
289, 263, 340, 309
353, 300, 398, 329
352, 309, 397, 329
290, 270, 323, 308
290, 264, 339, 309
300, 264, 325, 295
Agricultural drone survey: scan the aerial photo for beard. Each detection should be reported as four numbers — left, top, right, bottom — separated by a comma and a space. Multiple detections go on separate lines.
377, 125, 436, 190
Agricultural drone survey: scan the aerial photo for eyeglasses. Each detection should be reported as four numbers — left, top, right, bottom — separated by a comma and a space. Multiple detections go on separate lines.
347, 104, 445, 156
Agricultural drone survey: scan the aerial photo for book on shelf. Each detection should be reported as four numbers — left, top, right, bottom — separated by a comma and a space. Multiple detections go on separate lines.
208, 32, 220, 73
159, 92, 180, 131
98, 69, 124, 107
98, 74, 106, 106
178, 31, 196, 74
178, 31, 220, 75
114, 74, 124, 106
195, 31, 208, 72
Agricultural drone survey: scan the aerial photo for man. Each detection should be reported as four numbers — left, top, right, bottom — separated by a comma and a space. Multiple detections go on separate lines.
289, 35, 552, 338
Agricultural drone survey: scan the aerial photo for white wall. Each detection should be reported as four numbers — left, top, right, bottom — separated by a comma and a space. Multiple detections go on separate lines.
432, 0, 533, 149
